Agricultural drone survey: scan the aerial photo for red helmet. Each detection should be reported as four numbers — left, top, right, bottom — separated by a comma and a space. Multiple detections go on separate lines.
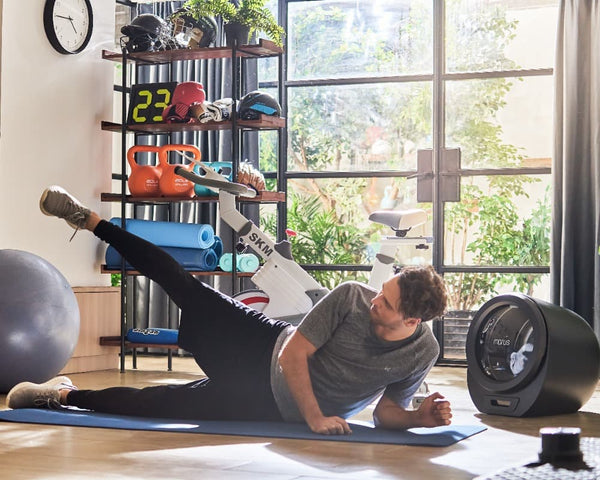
163, 82, 206, 123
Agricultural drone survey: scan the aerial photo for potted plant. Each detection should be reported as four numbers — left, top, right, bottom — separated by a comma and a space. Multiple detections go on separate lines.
182, 0, 285, 47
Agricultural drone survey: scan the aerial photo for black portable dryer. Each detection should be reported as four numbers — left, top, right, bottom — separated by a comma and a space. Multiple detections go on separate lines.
466, 293, 600, 417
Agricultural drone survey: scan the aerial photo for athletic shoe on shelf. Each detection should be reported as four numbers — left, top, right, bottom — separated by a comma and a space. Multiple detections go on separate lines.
39, 185, 91, 231
6, 376, 77, 409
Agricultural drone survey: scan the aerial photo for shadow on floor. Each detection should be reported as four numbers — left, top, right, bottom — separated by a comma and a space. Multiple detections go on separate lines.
474, 410, 600, 437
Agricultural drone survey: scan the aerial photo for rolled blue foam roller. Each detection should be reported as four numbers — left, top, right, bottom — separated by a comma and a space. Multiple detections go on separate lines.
218, 252, 260, 272
219, 252, 235, 272
237, 253, 260, 273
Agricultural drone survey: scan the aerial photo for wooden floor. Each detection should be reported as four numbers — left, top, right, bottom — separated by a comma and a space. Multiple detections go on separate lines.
0, 356, 599, 480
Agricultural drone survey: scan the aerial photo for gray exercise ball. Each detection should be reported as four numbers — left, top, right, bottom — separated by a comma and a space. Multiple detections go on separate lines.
0, 250, 80, 392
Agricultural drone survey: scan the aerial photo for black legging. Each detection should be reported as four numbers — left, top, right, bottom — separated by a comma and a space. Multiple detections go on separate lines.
66, 220, 289, 421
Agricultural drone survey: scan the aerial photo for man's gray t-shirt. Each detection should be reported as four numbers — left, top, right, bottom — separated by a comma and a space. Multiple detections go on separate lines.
270, 281, 440, 422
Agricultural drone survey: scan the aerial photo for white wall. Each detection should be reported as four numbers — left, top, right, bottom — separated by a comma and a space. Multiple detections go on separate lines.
0, 0, 115, 286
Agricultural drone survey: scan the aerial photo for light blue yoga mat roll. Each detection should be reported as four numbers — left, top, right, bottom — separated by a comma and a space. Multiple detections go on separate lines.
106, 245, 218, 271
218, 253, 260, 273
110, 218, 215, 249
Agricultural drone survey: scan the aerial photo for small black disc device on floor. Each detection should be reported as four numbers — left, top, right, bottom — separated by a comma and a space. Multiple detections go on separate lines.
466, 293, 600, 417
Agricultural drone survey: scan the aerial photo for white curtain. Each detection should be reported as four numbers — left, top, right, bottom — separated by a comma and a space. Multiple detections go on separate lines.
552, 0, 600, 335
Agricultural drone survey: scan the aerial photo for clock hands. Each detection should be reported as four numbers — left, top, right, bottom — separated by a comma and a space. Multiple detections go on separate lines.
54, 14, 78, 34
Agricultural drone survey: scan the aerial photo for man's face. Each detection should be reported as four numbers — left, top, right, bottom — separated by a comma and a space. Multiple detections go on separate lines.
369, 276, 404, 329
370, 276, 421, 341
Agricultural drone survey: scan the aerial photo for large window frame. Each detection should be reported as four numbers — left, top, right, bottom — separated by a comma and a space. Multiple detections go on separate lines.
260, 0, 554, 363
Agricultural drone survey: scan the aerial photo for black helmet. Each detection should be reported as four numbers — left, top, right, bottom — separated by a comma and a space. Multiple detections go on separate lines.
121, 14, 179, 53
170, 8, 218, 48
238, 91, 282, 120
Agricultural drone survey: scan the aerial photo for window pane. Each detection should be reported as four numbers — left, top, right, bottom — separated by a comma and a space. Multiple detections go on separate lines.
444, 175, 551, 267
257, 0, 280, 83
440, 272, 548, 360
258, 130, 279, 173
445, 75, 554, 169
288, 0, 433, 80
261, 178, 431, 288
287, 83, 432, 172
444, 272, 550, 312
446, 0, 559, 73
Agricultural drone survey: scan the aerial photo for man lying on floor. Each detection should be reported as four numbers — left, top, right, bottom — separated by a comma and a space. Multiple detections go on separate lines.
7, 186, 452, 435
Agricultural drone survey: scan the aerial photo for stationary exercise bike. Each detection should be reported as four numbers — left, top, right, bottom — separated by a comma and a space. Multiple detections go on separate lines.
175, 161, 432, 324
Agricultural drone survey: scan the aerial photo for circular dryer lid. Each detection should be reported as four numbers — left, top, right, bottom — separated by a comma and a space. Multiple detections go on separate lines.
466, 294, 548, 393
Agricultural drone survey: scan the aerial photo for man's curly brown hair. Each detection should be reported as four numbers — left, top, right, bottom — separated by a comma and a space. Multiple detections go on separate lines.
395, 265, 447, 322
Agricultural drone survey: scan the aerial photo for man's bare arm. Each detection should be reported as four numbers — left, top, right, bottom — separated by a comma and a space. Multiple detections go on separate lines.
278, 330, 352, 435
373, 392, 452, 429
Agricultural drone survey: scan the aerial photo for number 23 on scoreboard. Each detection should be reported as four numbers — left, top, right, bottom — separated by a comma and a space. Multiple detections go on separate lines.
127, 82, 178, 124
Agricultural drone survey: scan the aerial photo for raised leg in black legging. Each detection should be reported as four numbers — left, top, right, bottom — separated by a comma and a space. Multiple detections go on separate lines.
94, 219, 202, 310
66, 219, 290, 421
92, 219, 289, 381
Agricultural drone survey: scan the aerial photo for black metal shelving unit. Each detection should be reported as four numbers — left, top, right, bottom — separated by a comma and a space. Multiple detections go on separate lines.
100, 39, 285, 372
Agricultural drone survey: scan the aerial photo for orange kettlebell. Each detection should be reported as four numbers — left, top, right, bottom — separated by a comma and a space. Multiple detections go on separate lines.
127, 145, 162, 197
158, 144, 202, 197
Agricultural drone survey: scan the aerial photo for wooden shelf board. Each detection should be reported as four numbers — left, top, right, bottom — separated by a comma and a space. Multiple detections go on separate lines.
101, 265, 255, 277
100, 191, 284, 203
101, 116, 285, 134
102, 39, 282, 64
99, 336, 179, 350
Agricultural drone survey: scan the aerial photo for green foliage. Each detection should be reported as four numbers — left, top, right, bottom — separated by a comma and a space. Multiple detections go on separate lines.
444, 183, 551, 310
445, 1, 520, 72
263, 193, 369, 289
183, 0, 285, 46
111, 273, 121, 287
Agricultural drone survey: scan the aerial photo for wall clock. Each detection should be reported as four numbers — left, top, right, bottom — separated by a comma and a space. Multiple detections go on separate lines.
43, 0, 94, 55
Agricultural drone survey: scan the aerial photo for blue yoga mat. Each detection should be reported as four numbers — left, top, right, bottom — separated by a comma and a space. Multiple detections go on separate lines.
110, 218, 215, 249
105, 245, 219, 271
0, 409, 485, 447
212, 236, 223, 258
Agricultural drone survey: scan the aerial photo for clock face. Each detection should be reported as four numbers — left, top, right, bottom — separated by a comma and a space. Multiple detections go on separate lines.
44, 0, 94, 54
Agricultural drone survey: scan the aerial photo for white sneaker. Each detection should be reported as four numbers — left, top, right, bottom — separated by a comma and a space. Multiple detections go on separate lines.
39, 186, 91, 231
6, 376, 77, 409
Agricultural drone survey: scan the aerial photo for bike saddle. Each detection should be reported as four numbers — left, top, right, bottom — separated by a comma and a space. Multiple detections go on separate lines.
368, 209, 427, 233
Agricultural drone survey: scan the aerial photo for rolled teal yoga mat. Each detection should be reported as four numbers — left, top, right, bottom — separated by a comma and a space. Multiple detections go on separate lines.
0, 409, 485, 447
105, 245, 219, 271
110, 218, 215, 249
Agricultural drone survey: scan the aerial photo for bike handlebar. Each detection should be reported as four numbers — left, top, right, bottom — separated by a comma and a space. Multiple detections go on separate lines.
174, 166, 257, 198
